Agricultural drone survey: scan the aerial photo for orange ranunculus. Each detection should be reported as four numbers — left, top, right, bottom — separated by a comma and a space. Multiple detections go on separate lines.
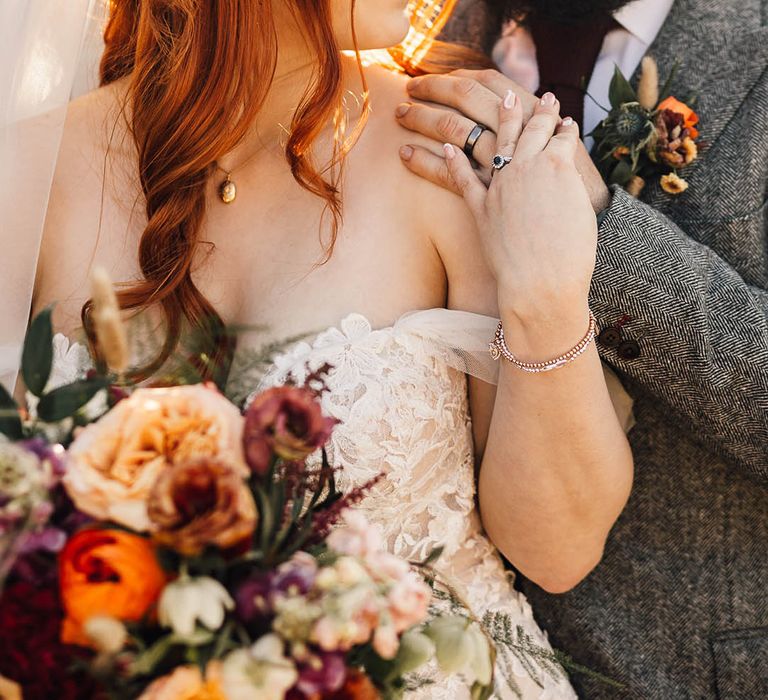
657, 96, 699, 138
59, 529, 168, 648
138, 663, 226, 700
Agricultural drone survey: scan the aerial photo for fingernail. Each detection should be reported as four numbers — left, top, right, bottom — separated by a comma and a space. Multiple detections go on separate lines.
541, 92, 556, 106
400, 145, 414, 161
443, 143, 456, 159
562, 116, 574, 126
395, 103, 412, 118
503, 89, 515, 110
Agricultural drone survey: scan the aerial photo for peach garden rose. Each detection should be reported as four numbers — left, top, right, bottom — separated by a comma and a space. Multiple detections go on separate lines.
63, 384, 247, 531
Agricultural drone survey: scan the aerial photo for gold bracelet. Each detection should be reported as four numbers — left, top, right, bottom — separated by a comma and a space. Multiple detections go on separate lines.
489, 311, 598, 373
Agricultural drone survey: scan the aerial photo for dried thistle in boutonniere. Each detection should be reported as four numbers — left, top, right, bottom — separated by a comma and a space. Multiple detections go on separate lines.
591, 57, 701, 197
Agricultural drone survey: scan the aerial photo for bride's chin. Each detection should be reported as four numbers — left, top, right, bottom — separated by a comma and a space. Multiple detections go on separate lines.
353, 11, 411, 51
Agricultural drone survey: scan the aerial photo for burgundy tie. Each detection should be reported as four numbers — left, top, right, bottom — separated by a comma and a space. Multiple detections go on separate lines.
528, 15, 619, 130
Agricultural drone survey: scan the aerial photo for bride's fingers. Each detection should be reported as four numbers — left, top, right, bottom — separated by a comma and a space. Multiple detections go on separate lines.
443, 144, 487, 220
400, 144, 461, 195
495, 90, 524, 159
546, 117, 580, 160
512, 93, 562, 161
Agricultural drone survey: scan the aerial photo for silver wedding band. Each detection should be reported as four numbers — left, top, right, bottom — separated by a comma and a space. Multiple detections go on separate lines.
463, 123, 488, 159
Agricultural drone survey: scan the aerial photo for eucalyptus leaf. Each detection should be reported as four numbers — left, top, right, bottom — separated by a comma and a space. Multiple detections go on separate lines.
36, 377, 109, 423
0, 383, 22, 440
22, 307, 54, 397
608, 65, 637, 110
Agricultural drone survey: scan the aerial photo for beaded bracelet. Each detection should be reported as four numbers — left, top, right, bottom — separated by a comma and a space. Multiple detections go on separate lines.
489, 310, 598, 373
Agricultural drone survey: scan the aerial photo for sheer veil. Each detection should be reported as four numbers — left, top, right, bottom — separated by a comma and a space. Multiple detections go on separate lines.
0, 0, 107, 391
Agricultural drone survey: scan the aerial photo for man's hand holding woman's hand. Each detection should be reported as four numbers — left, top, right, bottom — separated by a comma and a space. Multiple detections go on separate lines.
396, 69, 611, 214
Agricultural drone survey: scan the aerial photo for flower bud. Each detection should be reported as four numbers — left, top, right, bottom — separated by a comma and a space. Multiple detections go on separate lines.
84, 615, 128, 654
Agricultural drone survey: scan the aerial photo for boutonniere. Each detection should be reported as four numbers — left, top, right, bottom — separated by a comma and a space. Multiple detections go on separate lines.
591, 57, 701, 198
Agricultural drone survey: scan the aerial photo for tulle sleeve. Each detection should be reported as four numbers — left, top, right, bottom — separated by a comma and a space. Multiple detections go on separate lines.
395, 308, 635, 432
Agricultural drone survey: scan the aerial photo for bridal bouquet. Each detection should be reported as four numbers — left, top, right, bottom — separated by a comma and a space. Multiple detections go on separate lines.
0, 279, 496, 700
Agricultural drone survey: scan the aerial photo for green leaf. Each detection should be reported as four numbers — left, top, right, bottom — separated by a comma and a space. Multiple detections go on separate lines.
254, 485, 275, 555
130, 634, 176, 675
36, 377, 109, 423
609, 159, 633, 186
608, 65, 637, 109
658, 63, 679, 103
22, 307, 54, 397
0, 383, 22, 440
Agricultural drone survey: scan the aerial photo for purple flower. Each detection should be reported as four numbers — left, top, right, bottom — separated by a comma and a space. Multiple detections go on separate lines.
17, 527, 67, 555
273, 552, 318, 597
236, 572, 275, 624
295, 651, 347, 696
20, 438, 65, 478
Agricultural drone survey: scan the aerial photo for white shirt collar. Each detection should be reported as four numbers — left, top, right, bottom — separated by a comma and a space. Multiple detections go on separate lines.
614, 0, 675, 45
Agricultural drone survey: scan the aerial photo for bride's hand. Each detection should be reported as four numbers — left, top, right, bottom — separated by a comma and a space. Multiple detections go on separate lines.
445, 91, 598, 356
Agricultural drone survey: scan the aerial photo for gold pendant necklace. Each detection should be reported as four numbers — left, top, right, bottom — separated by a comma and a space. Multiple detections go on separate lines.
214, 141, 268, 205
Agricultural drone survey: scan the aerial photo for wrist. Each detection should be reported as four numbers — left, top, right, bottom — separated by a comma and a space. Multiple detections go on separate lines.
497, 301, 592, 362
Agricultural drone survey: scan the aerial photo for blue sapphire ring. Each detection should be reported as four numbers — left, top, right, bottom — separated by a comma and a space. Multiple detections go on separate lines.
491, 154, 513, 175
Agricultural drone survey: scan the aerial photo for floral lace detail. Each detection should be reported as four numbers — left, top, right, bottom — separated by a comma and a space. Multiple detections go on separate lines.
258, 313, 578, 700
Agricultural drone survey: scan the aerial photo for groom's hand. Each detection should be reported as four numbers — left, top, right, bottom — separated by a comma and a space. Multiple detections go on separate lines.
397, 69, 611, 213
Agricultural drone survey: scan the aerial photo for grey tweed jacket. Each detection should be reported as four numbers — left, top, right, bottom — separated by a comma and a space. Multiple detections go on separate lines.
444, 0, 768, 697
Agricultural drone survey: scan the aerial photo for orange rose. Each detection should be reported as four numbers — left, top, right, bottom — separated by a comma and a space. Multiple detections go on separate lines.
657, 96, 699, 139
64, 384, 247, 531
59, 529, 167, 648
138, 663, 226, 700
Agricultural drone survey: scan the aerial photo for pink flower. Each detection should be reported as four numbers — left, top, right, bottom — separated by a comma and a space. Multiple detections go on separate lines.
326, 510, 384, 559
387, 576, 431, 633
372, 624, 399, 660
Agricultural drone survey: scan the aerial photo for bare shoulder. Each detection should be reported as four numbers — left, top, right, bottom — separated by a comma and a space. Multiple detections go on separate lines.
358, 63, 497, 315
35, 79, 141, 331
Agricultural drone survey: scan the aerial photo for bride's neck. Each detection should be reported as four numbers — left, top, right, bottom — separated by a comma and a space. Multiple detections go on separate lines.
222, 10, 356, 166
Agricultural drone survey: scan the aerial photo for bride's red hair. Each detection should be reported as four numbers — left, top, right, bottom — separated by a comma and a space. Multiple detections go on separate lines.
89, 0, 484, 383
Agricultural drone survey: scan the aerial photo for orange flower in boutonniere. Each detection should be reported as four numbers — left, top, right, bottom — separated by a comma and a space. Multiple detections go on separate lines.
657, 96, 700, 139
590, 57, 702, 198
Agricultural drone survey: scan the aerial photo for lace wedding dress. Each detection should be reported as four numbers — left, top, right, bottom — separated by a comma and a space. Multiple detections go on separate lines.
49, 308, 634, 699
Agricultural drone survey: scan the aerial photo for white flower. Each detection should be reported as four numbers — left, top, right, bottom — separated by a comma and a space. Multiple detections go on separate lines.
158, 576, 234, 639
425, 616, 493, 685
84, 615, 128, 654
222, 634, 298, 700
394, 629, 436, 675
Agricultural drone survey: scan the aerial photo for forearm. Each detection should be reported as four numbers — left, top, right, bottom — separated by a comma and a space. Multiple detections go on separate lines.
477, 308, 633, 593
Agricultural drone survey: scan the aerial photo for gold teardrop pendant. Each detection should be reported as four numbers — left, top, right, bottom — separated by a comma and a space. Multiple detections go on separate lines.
219, 176, 237, 204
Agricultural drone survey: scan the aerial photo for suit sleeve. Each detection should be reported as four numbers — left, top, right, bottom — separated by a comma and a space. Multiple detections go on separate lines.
590, 185, 768, 479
